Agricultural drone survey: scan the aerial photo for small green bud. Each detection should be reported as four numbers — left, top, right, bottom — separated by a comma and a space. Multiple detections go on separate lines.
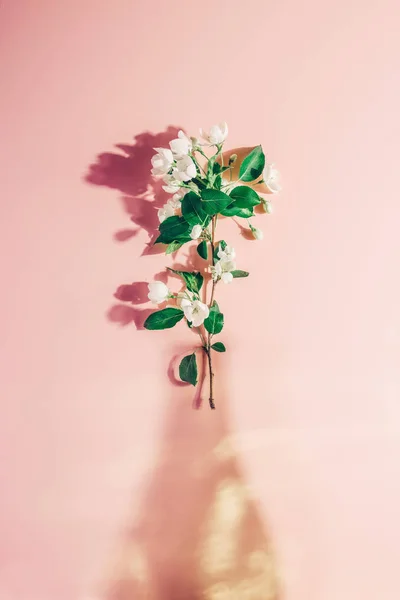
228, 154, 237, 165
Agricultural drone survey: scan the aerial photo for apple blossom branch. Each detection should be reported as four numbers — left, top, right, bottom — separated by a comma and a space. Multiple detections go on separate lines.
144, 123, 281, 409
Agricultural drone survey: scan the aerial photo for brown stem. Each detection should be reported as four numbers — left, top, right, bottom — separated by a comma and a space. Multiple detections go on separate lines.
206, 348, 215, 409
209, 280, 216, 307
205, 215, 218, 408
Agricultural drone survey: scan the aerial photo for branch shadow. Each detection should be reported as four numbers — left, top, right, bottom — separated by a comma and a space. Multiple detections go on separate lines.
99, 364, 280, 600
86, 126, 182, 253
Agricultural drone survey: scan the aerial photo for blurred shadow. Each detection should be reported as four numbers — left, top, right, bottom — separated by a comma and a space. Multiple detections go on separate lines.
86, 126, 182, 252
85, 126, 197, 335
100, 361, 280, 600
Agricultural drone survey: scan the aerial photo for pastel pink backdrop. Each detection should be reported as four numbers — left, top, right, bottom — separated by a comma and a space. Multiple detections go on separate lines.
1, 0, 400, 599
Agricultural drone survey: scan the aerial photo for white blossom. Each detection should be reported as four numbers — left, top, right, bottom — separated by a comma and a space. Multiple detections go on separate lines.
173, 155, 197, 182
211, 246, 236, 284
148, 281, 169, 304
221, 272, 233, 284
169, 130, 192, 158
162, 174, 181, 194
167, 197, 181, 210
180, 296, 209, 327
170, 188, 188, 208
211, 260, 235, 283
217, 244, 236, 263
157, 202, 175, 223
190, 224, 203, 239
151, 148, 174, 178
200, 122, 228, 145
263, 163, 281, 193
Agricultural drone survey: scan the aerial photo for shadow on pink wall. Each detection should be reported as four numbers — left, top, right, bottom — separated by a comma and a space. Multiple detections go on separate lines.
86, 130, 280, 599
86, 126, 181, 247
104, 375, 280, 599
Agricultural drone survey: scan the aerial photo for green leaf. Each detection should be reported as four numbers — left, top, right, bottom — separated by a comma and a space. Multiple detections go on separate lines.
155, 216, 191, 244
213, 161, 222, 174
229, 185, 261, 208
143, 308, 184, 330
211, 342, 226, 352
166, 240, 184, 254
200, 189, 232, 216
231, 270, 249, 278
213, 174, 222, 190
167, 268, 204, 294
204, 301, 224, 334
181, 191, 210, 227
213, 240, 227, 260
239, 145, 265, 182
220, 203, 254, 218
197, 240, 208, 260
179, 353, 198, 386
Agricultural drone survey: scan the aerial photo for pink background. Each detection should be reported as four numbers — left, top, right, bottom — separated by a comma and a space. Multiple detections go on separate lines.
1, 0, 400, 598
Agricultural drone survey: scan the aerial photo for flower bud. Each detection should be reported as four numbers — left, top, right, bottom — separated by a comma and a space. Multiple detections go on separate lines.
190, 224, 203, 240
252, 227, 263, 240
228, 154, 237, 165
263, 200, 273, 214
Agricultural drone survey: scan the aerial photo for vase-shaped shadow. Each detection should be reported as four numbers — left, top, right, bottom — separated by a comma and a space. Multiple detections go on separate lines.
102, 361, 280, 600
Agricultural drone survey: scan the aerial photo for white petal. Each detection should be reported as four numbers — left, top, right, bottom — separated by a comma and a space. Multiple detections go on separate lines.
147, 281, 169, 303
263, 163, 272, 182
157, 208, 166, 223
219, 121, 228, 139
221, 272, 233, 284
190, 224, 202, 240
183, 305, 194, 322
199, 127, 209, 142
170, 138, 190, 157
266, 180, 281, 193
186, 161, 197, 179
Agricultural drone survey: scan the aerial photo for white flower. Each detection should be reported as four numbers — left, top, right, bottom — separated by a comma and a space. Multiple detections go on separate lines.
211, 261, 234, 284
167, 196, 181, 210
167, 196, 182, 210
162, 174, 181, 194
221, 272, 233, 284
157, 202, 175, 223
171, 188, 187, 203
263, 163, 281, 193
200, 122, 228, 145
211, 261, 222, 281
217, 244, 236, 263
190, 224, 203, 239
251, 226, 263, 240
151, 148, 174, 178
262, 199, 273, 214
169, 130, 192, 158
148, 281, 169, 304
173, 155, 197, 182
180, 297, 209, 327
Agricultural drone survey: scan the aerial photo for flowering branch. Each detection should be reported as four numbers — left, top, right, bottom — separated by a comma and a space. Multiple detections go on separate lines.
144, 123, 281, 409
